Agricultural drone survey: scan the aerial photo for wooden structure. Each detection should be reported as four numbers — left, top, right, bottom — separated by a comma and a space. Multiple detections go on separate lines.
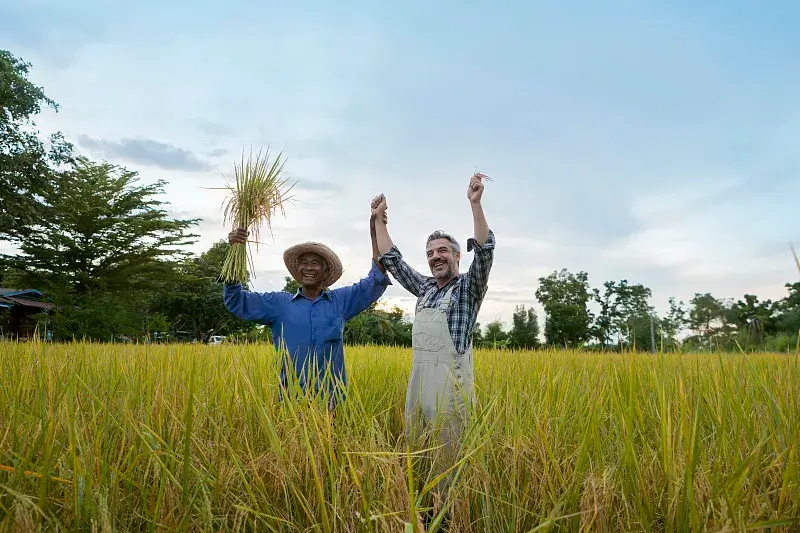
0, 288, 55, 339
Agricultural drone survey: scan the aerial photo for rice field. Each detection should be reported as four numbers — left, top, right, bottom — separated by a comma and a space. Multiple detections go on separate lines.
0, 341, 798, 532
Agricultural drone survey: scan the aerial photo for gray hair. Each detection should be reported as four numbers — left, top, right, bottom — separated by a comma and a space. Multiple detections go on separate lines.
426, 230, 460, 254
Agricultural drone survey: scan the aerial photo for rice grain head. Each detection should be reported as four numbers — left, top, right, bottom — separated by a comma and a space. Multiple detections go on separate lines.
220, 145, 296, 283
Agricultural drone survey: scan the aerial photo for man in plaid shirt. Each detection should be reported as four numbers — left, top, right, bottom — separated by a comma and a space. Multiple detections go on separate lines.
371, 173, 494, 520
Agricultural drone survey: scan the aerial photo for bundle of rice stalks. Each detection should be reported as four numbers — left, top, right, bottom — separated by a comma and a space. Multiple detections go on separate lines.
218, 146, 296, 283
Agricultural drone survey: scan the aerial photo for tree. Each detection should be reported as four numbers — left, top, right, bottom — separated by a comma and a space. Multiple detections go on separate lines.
472, 322, 484, 347
687, 293, 733, 348
611, 280, 653, 348
0, 50, 73, 239
535, 269, 593, 347
191, 238, 230, 278
2, 157, 199, 339
344, 303, 412, 346
592, 281, 619, 349
775, 282, 800, 336
283, 276, 301, 293
660, 297, 688, 350
782, 282, 800, 309
508, 305, 540, 349
148, 240, 259, 342
3, 157, 199, 295
731, 294, 778, 345
483, 320, 509, 349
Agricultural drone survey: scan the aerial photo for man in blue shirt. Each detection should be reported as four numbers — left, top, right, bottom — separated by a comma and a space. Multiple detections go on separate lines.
223, 216, 392, 411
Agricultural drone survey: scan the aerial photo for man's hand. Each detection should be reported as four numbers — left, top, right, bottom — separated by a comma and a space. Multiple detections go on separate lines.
371, 194, 388, 223
467, 173, 490, 246
370, 210, 388, 225
228, 227, 249, 245
467, 173, 486, 205
370, 194, 394, 255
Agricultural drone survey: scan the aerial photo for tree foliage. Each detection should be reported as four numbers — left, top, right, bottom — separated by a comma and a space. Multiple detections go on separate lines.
2, 156, 201, 340
482, 320, 509, 349
2, 50, 799, 351
0, 50, 73, 238
591, 280, 653, 349
507, 305, 540, 349
660, 297, 688, 350
147, 240, 259, 342
4, 157, 199, 296
535, 269, 593, 347
344, 303, 411, 346
283, 276, 301, 293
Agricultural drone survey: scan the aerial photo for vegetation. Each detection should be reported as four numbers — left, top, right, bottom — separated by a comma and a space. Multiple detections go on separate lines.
1, 341, 798, 531
218, 146, 295, 284
1, 44, 799, 532
0, 50, 73, 240
530, 269, 800, 354
1, 48, 798, 351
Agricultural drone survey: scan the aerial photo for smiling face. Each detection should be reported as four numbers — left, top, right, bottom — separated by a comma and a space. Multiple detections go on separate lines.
297, 252, 328, 289
426, 237, 460, 282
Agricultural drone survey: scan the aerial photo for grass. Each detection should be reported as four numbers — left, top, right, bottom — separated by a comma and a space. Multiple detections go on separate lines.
0, 341, 799, 532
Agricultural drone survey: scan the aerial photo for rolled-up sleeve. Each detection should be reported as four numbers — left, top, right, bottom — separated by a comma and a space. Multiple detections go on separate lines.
223, 283, 282, 324
466, 229, 495, 303
334, 260, 392, 320
379, 246, 428, 298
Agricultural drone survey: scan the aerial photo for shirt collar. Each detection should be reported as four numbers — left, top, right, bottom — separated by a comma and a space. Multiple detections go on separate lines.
425, 274, 461, 291
291, 287, 331, 301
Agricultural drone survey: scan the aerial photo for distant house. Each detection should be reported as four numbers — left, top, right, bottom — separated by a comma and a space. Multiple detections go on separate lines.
0, 288, 56, 339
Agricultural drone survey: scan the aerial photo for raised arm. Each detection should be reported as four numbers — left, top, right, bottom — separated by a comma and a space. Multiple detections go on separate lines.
370, 194, 429, 297
468, 173, 489, 246
332, 259, 392, 320
465, 174, 495, 302
223, 227, 283, 323
370, 214, 386, 273
370, 194, 394, 256
224, 283, 282, 323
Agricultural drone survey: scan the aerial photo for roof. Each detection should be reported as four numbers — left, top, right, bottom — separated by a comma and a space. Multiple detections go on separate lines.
1, 296, 55, 310
0, 288, 44, 298
0, 288, 54, 310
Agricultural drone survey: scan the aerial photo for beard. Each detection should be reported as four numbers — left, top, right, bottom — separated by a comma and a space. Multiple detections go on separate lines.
430, 259, 454, 279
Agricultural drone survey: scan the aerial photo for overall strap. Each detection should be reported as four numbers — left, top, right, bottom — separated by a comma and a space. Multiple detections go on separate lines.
436, 281, 458, 312
415, 279, 459, 313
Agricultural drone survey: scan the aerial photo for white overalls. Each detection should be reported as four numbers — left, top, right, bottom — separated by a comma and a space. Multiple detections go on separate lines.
404, 282, 475, 493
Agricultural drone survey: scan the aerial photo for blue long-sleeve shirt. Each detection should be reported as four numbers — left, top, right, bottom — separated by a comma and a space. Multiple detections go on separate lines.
223, 259, 391, 405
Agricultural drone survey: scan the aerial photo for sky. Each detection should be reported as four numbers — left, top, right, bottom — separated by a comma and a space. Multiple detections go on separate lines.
2, 0, 799, 328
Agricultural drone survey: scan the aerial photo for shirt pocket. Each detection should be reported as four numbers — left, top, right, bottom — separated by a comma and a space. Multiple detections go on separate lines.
324, 316, 344, 342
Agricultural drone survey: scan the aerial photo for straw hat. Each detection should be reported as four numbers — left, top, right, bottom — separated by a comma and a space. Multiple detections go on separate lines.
283, 242, 343, 288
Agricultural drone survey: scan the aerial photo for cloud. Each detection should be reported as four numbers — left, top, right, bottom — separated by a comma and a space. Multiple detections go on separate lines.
250, 269, 292, 289
295, 179, 343, 193
12, 0, 799, 328
206, 148, 228, 158
77, 136, 213, 172
196, 120, 235, 138
166, 209, 219, 227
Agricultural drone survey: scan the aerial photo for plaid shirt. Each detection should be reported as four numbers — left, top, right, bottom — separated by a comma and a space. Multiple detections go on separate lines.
379, 230, 495, 355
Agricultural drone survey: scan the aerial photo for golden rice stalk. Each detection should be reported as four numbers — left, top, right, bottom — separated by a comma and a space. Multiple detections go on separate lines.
792, 243, 800, 278
219, 145, 296, 283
